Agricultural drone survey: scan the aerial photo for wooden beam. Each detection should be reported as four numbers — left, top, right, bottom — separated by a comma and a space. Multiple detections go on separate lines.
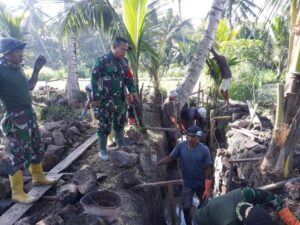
0, 134, 98, 225
213, 116, 232, 120
228, 157, 261, 163
132, 179, 182, 190
259, 177, 300, 191
167, 185, 177, 225
143, 127, 180, 132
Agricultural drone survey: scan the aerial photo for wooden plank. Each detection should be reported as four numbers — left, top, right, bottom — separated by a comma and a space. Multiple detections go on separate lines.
0, 133, 98, 225
0, 174, 62, 225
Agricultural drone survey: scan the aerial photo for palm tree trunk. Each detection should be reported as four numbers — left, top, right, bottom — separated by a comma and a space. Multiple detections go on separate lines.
176, 0, 225, 108
64, 0, 80, 106
66, 33, 80, 106
261, 1, 300, 177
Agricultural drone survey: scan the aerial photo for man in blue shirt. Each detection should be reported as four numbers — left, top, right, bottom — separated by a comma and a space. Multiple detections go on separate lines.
157, 126, 213, 225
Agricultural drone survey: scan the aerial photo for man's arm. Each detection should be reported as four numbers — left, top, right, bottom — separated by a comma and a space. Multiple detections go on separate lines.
157, 155, 175, 167
28, 55, 46, 91
91, 58, 104, 107
123, 65, 137, 95
243, 188, 300, 225
201, 147, 213, 201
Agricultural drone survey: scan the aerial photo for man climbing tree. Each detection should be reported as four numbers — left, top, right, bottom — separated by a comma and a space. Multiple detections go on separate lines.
210, 47, 232, 108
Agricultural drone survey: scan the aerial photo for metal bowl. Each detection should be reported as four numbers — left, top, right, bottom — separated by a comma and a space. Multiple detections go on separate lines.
80, 191, 122, 219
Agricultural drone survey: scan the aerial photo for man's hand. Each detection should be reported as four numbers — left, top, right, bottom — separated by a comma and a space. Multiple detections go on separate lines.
201, 179, 212, 201
34, 55, 46, 72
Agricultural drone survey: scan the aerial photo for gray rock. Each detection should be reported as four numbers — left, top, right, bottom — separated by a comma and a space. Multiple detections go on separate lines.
119, 170, 141, 188
46, 145, 65, 157
65, 214, 106, 225
0, 151, 11, 177
109, 151, 139, 168
43, 151, 60, 171
73, 166, 97, 194
57, 184, 79, 206
96, 173, 107, 182
52, 130, 67, 146
69, 126, 81, 135
36, 214, 64, 225
44, 120, 67, 132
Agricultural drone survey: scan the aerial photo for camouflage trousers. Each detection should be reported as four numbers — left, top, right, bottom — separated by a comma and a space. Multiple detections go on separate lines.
0, 109, 45, 175
95, 103, 126, 138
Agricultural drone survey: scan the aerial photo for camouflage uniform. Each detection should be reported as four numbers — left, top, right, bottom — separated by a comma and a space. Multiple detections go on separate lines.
0, 56, 44, 175
91, 52, 136, 138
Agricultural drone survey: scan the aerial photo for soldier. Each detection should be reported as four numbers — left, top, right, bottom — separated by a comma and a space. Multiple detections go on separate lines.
194, 187, 300, 225
0, 37, 56, 204
91, 37, 137, 160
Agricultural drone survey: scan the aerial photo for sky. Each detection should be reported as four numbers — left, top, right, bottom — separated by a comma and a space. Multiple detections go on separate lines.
1, 0, 212, 26
1, 0, 265, 27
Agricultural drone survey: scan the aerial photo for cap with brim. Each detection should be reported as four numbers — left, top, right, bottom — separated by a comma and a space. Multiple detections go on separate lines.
187, 125, 203, 136
0, 37, 26, 55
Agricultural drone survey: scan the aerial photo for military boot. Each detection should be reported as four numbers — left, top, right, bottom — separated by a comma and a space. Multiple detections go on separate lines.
98, 136, 109, 161
114, 130, 125, 147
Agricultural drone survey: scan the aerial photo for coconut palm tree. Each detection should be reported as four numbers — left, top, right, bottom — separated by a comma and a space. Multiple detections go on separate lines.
223, 0, 260, 27
175, 0, 225, 108
0, 7, 26, 39
260, 0, 300, 178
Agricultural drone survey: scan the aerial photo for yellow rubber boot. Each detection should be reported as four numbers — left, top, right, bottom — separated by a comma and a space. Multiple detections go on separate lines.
90, 108, 98, 126
108, 133, 114, 143
29, 163, 56, 186
9, 170, 37, 204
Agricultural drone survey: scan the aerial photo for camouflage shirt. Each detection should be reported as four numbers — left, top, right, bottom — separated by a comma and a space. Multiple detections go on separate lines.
91, 52, 136, 108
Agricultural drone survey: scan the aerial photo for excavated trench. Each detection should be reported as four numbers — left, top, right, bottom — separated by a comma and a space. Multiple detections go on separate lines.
1, 103, 299, 225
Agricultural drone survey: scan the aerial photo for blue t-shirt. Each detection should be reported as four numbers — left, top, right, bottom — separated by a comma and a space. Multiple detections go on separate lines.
170, 141, 212, 189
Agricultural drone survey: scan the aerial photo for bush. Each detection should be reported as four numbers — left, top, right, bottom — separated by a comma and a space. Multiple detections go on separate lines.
36, 105, 81, 122
23, 67, 67, 81
230, 63, 277, 102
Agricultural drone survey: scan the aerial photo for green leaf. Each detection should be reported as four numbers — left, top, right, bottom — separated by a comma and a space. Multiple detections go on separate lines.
122, 0, 148, 48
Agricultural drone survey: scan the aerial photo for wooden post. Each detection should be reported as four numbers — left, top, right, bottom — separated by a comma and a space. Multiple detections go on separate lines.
210, 110, 216, 154
167, 184, 177, 225
46, 81, 50, 102
197, 82, 201, 106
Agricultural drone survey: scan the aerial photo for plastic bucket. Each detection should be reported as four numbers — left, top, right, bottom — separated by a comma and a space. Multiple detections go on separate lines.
80, 191, 122, 219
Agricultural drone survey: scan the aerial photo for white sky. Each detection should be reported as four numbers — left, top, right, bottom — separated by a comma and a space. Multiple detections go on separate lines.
1, 0, 265, 27
1, 0, 212, 26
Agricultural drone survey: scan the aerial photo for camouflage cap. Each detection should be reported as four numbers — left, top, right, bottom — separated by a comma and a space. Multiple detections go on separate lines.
0, 37, 26, 54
